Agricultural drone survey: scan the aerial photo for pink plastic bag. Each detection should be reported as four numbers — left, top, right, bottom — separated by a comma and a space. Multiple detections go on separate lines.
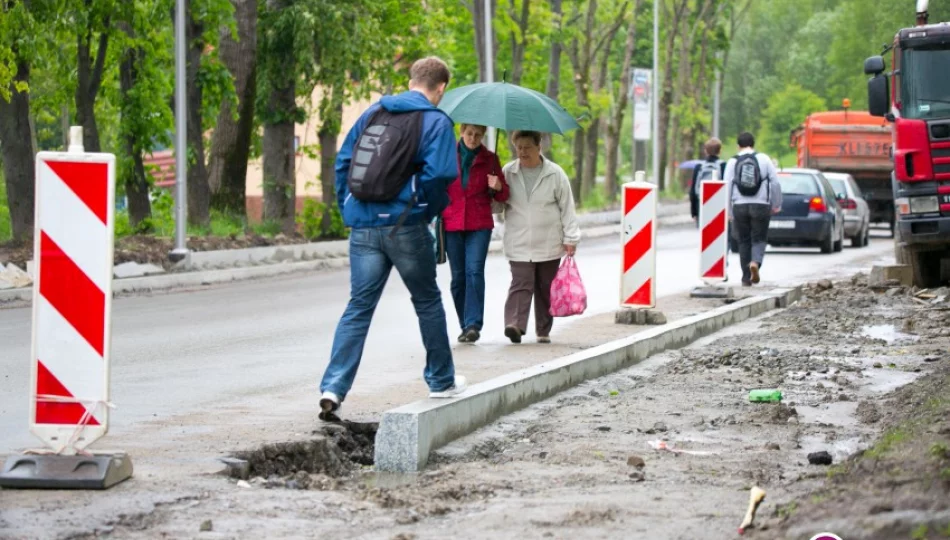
549, 256, 587, 317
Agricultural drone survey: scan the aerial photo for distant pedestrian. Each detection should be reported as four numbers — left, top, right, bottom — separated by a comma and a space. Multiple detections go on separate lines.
690, 138, 726, 226
723, 132, 783, 287
495, 130, 581, 344
443, 124, 509, 343
318, 56, 466, 422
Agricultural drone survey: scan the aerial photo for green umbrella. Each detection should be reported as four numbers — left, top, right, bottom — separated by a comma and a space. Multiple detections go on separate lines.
439, 81, 581, 135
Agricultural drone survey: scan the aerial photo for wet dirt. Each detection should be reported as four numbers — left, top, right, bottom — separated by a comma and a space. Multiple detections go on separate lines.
43, 276, 947, 539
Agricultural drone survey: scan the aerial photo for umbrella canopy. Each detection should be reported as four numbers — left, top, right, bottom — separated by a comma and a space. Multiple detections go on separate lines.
678, 159, 704, 170
439, 82, 581, 135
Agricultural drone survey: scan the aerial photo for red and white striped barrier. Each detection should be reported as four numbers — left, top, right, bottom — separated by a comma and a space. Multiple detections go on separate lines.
30, 130, 116, 454
699, 180, 728, 281
620, 175, 657, 308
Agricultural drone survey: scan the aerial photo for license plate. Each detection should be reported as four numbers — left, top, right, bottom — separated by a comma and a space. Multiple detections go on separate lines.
769, 220, 795, 230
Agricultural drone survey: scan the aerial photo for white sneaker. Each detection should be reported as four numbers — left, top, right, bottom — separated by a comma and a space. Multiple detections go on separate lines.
319, 391, 343, 422
429, 376, 468, 399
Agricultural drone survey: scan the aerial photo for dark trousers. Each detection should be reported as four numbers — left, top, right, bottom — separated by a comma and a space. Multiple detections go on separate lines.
733, 203, 771, 283
505, 259, 560, 337
445, 229, 492, 331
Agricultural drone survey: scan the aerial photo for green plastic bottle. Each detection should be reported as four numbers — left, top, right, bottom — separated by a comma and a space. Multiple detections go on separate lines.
748, 389, 783, 402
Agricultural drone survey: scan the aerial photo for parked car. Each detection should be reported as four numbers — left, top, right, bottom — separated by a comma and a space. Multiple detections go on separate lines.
823, 172, 871, 248
767, 168, 845, 254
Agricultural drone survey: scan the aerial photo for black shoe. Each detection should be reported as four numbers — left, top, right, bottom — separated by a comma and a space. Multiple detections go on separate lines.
505, 326, 523, 344
458, 331, 470, 343
463, 327, 480, 343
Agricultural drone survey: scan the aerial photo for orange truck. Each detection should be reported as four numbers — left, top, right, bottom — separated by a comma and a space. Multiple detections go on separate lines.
791, 109, 894, 232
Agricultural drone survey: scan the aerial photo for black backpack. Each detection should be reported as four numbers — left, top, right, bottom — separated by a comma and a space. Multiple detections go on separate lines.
733, 152, 764, 197
347, 108, 424, 202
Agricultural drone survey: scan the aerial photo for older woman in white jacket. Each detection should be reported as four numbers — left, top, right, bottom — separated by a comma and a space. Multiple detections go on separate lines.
494, 130, 581, 344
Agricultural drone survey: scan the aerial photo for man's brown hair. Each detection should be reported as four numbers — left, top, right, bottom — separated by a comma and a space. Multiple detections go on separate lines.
512, 130, 542, 146
704, 137, 722, 157
409, 56, 451, 91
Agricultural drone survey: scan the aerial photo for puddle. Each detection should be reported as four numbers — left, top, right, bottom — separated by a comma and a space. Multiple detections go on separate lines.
861, 324, 919, 344
799, 433, 866, 462
795, 402, 860, 428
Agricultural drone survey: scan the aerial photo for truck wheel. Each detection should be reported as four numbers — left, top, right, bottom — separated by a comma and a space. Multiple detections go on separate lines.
908, 248, 942, 288
820, 232, 834, 254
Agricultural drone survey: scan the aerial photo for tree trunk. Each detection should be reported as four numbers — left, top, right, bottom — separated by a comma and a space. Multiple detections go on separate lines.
470, 0, 497, 82
118, 32, 153, 227
74, 17, 109, 153
545, 0, 562, 100
186, 0, 210, 227
581, 117, 600, 202
0, 59, 36, 244
571, 129, 584, 202
318, 87, 343, 237
208, 0, 258, 216
605, 4, 639, 200
656, 0, 688, 191
262, 114, 295, 234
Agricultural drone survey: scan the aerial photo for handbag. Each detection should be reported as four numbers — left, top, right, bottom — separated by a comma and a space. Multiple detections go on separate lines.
431, 216, 447, 265
549, 255, 587, 317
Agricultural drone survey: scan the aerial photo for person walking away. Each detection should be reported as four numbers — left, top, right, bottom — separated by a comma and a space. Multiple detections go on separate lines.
723, 132, 783, 287
495, 131, 581, 344
690, 137, 726, 227
443, 124, 509, 343
319, 56, 466, 422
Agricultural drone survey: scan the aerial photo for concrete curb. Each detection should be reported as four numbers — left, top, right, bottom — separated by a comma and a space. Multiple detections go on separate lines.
373, 286, 803, 473
0, 259, 351, 306
0, 210, 693, 306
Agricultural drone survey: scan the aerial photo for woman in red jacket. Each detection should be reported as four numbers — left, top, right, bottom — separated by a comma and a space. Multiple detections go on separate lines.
443, 124, 509, 343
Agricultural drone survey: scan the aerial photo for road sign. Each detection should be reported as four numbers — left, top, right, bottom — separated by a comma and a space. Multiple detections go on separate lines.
31, 146, 116, 454
620, 177, 657, 308
699, 180, 728, 282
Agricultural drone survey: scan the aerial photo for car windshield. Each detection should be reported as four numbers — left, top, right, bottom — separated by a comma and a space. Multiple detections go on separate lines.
827, 178, 848, 197
777, 173, 819, 195
902, 45, 950, 120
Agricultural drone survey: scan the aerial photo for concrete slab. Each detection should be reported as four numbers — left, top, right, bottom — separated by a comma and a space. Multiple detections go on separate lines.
869, 264, 913, 287
690, 285, 735, 299
374, 287, 802, 472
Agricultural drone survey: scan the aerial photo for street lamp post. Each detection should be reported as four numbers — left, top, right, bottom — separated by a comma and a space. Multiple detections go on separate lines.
651, 0, 660, 186
170, 0, 189, 262
483, 0, 495, 151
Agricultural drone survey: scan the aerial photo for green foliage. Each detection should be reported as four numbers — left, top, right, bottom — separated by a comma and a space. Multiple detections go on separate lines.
297, 198, 346, 240
0, 172, 11, 243
758, 84, 826, 156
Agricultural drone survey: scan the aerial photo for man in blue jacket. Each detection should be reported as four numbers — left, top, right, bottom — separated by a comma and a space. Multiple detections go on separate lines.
319, 56, 466, 421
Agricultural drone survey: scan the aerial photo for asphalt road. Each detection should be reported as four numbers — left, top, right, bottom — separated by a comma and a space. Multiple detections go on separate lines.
0, 225, 895, 454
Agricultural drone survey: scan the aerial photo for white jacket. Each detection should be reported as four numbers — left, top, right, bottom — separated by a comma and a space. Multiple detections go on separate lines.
495, 158, 581, 262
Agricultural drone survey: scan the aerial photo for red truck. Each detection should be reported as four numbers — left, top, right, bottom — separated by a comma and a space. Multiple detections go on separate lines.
864, 0, 950, 286
791, 109, 894, 232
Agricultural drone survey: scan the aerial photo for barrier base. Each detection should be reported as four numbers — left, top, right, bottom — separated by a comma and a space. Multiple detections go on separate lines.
615, 308, 666, 326
0, 453, 133, 490
690, 285, 735, 299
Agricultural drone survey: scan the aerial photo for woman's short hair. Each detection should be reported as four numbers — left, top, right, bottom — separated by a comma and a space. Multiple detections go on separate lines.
512, 130, 542, 146
460, 124, 487, 134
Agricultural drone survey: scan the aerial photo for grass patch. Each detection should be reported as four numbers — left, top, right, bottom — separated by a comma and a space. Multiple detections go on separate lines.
114, 190, 285, 240
930, 443, 950, 461
775, 501, 798, 519
864, 428, 910, 459
0, 172, 11, 243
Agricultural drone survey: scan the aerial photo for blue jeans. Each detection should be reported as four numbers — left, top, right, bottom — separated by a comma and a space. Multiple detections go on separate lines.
444, 229, 492, 331
320, 223, 455, 400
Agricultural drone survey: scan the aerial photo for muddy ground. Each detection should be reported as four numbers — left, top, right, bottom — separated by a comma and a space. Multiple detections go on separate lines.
6, 276, 937, 540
